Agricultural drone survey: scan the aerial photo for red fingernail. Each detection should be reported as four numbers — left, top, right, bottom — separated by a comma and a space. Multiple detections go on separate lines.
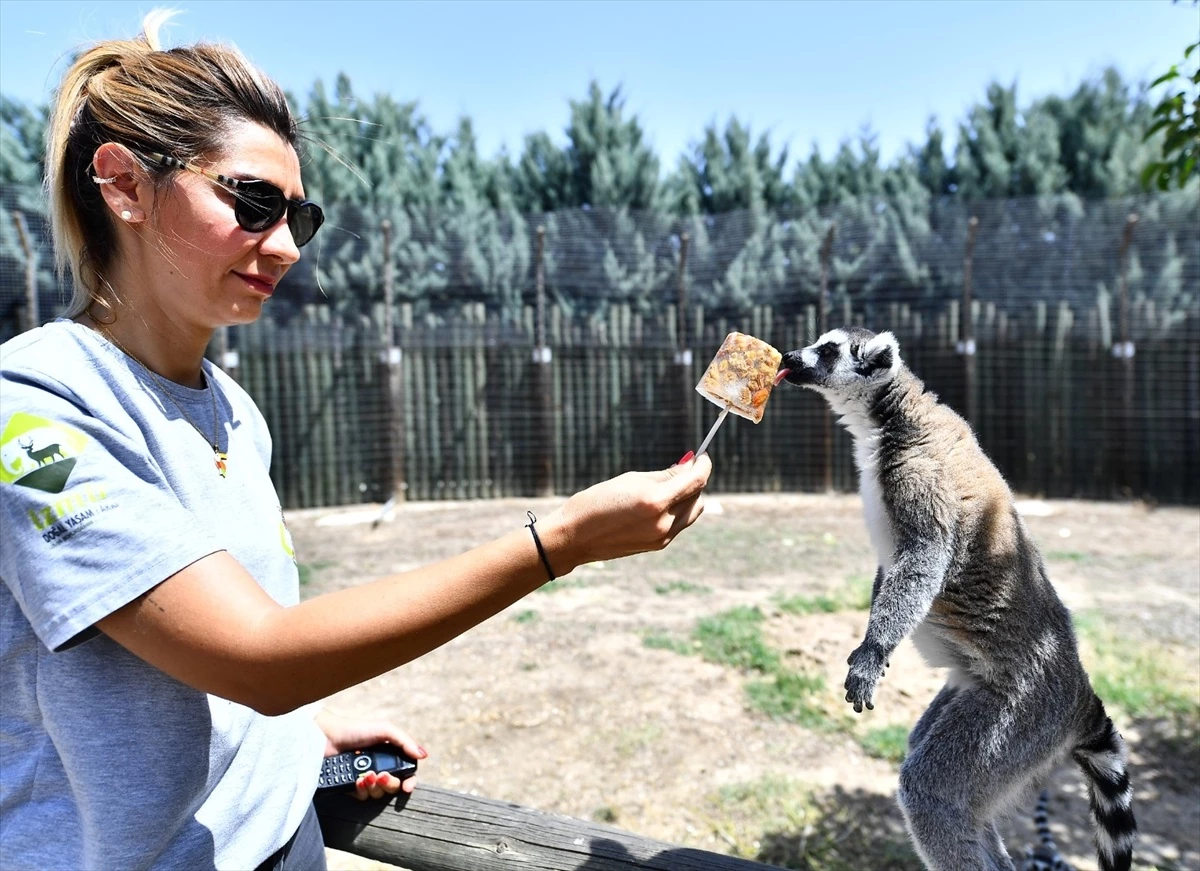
677, 451, 695, 465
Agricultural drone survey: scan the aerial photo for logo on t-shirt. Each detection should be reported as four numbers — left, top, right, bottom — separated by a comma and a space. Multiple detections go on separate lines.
0, 413, 89, 494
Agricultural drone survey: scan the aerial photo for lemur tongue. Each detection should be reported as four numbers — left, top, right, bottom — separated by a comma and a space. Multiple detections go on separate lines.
773, 369, 791, 387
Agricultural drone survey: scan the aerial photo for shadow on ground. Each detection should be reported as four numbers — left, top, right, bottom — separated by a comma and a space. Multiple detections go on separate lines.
1131, 712, 1199, 795
747, 712, 1200, 871
576, 789, 920, 871
753, 786, 920, 871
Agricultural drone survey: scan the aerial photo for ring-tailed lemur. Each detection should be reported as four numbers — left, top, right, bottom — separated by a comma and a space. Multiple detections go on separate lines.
1021, 790, 1076, 871
776, 327, 1136, 871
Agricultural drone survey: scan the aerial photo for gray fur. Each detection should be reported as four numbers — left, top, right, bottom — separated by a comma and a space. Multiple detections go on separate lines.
778, 327, 1136, 871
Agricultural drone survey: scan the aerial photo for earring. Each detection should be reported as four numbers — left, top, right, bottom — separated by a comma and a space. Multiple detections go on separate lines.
93, 176, 116, 184
120, 210, 133, 221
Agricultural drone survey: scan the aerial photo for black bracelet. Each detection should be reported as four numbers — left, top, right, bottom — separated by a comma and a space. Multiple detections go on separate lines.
525, 511, 556, 582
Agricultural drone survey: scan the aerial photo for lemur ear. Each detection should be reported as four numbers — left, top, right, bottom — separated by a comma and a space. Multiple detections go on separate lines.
858, 331, 899, 376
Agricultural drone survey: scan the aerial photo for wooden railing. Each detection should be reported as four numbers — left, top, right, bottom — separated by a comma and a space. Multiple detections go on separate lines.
316, 784, 776, 870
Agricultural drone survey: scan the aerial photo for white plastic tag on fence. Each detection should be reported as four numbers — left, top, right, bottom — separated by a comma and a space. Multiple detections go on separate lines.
378, 347, 402, 365
955, 339, 977, 356
1111, 341, 1136, 359
223, 351, 240, 369
674, 349, 693, 365
532, 347, 553, 364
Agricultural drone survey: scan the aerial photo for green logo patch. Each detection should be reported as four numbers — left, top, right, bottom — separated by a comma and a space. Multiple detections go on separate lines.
0, 413, 89, 494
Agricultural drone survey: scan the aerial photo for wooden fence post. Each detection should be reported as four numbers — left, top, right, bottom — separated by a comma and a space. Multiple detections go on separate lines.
818, 222, 836, 492
1114, 212, 1139, 498
675, 232, 693, 452
533, 225, 554, 497
958, 215, 980, 427
381, 218, 407, 504
1188, 318, 1200, 504
10, 210, 38, 334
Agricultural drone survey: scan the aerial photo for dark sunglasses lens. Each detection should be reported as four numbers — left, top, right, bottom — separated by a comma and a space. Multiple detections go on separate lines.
234, 181, 286, 232
232, 180, 323, 247
289, 202, 324, 248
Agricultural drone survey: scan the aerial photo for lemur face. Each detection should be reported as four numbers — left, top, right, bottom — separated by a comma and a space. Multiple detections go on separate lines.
776, 327, 901, 399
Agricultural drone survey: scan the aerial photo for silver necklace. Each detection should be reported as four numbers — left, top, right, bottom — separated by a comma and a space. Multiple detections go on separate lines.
102, 329, 228, 478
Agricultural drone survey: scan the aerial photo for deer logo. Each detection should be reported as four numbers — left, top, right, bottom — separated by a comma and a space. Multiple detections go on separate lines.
19, 437, 66, 467
1, 414, 88, 494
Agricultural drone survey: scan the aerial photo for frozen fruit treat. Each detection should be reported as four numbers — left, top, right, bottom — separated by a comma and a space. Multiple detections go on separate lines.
696, 331, 783, 424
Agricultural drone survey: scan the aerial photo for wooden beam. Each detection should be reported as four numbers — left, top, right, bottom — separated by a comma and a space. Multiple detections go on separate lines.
316, 785, 775, 871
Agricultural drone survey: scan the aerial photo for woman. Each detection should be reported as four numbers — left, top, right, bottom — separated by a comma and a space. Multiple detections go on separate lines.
0, 12, 711, 870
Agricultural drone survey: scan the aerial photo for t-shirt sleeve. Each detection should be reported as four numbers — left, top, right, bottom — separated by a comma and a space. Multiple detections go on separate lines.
0, 368, 224, 652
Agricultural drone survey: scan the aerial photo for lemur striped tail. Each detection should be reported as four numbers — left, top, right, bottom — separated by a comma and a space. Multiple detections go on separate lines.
1071, 695, 1136, 871
1034, 789, 1057, 853
1021, 789, 1074, 871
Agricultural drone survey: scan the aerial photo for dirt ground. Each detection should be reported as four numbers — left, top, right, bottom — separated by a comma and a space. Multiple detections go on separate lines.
288, 493, 1200, 871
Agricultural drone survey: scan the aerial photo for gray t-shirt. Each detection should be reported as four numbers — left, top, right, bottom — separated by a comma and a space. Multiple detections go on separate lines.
0, 320, 325, 870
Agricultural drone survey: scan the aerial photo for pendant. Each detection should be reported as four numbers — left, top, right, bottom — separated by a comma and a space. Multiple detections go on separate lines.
214, 448, 228, 478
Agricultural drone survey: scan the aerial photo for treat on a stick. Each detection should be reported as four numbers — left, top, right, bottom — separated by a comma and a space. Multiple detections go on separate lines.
693, 331, 783, 457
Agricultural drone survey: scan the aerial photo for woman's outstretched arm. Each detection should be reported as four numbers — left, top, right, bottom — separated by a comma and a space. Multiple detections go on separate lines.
98, 457, 711, 715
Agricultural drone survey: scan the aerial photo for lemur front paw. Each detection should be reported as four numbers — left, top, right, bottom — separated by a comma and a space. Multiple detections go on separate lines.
844, 642, 888, 713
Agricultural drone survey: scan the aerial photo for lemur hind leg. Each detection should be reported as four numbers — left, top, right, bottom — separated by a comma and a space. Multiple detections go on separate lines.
899, 787, 1014, 871
898, 685, 1049, 871
984, 821, 1019, 871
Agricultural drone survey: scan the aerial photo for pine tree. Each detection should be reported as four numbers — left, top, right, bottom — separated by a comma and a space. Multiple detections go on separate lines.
955, 83, 1067, 199
0, 97, 47, 185
296, 76, 462, 314
511, 82, 662, 212
441, 118, 531, 314
667, 118, 790, 215
1042, 68, 1157, 197
912, 118, 956, 197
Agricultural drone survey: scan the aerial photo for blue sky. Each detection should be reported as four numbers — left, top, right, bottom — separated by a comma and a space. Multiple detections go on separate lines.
1, 0, 1195, 172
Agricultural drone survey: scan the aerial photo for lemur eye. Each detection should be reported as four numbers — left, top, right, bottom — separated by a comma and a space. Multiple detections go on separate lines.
819, 343, 839, 360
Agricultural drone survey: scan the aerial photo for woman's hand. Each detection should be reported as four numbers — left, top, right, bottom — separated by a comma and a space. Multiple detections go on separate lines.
541, 453, 712, 571
314, 708, 427, 799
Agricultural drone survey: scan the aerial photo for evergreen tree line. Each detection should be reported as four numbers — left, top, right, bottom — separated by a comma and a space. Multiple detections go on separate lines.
1, 68, 1197, 329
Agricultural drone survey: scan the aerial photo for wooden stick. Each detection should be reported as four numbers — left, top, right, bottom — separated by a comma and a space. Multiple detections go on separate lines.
694, 406, 729, 458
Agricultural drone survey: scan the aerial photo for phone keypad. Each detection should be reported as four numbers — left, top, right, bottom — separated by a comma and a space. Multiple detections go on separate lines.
319, 752, 364, 788
316, 746, 415, 791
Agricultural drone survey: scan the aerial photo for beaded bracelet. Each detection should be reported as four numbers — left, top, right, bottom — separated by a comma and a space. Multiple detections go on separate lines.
525, 511, 556, 582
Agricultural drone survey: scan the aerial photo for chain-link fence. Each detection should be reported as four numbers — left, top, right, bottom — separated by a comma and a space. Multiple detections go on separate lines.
3, 187, 1197, 506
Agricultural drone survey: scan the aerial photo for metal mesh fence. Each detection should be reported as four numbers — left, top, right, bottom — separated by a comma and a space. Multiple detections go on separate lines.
2, 187, 1197, 506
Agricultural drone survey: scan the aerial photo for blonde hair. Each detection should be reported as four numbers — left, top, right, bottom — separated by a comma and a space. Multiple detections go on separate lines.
45, 9, 298, 316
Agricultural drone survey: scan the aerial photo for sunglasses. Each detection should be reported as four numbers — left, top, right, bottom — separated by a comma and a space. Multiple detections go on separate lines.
136, 150, 325, 247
